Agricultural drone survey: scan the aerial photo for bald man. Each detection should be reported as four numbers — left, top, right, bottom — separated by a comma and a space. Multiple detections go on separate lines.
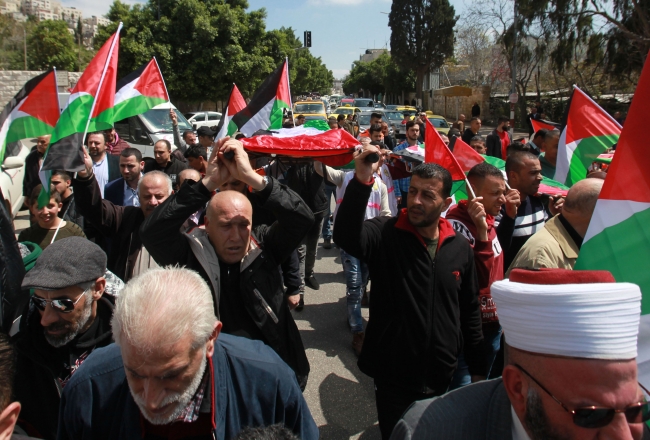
75, 147, 174, 281
178, 167, 202, 188
140, 139, 314, 389
507, 178, 603, 275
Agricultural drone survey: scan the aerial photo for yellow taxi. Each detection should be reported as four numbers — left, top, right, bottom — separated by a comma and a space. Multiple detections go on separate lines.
293, 101, 327, 119
428, 114, 450, 135
332, 106, 361, 117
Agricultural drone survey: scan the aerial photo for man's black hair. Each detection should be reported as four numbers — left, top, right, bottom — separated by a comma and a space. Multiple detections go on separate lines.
371, 112, 383, 120
156, 139, 172, 151
467, 161, 504, 182
506, 150, 539, 175
369, 123, 382, 134
411, 163, 452, 198
470, 116, 481, 122
337, 114, 345, 122
405, 120, 417, 130
532, 128, 549, 140
182, 129, 194, 140
184, 146, 207, 160
120, 147, 142, 162
448, 128, 461, 137
85, 131, 106, 145
52, 170, 72, 181
470, 135, 484, 144
506, 141, 530, 157
497, 116, 509, 124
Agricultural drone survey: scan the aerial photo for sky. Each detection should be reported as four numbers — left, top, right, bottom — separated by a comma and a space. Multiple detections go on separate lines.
59, 0, 466, 79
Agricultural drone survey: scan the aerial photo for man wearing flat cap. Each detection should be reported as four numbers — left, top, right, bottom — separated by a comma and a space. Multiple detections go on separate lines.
391, 268, 650, 440
11, 237, 115, 439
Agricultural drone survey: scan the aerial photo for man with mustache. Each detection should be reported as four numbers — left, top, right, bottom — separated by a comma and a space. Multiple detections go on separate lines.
85, 132, 120, 197
334, 145, 486, 439
12, 237, 114, 439
57, 267, 318, 440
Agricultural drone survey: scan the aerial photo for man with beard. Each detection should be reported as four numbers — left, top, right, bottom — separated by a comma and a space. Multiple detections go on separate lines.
391, 269, 650, 440
393, 121, 421, 209
334, 146, 485, 439
85, 132, 120, 197
104, 148, 145, 207
12, 237, 114, 439
57, 267, 318, 440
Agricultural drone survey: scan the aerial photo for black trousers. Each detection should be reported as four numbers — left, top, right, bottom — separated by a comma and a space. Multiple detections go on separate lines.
374, 381, 437, 440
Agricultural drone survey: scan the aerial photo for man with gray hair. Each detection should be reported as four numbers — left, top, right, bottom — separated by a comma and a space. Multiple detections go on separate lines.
507, 178, 603, 275
57, 267, 318, 440
73, 148, 174, 281
13, 237, 114, 439
391, 268, 650, 439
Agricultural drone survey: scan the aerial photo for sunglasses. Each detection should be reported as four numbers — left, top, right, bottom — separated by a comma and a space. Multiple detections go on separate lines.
31, 292, 85, 313
514, 363, 650, 429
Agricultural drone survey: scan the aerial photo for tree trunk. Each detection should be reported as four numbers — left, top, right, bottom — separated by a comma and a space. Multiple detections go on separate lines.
416, 67, 426, 107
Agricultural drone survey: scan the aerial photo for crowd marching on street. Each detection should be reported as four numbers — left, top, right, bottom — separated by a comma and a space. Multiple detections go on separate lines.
1, 47, 648, 440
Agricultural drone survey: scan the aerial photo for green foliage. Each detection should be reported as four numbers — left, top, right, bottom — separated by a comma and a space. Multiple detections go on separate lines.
389, 0, 457, 98
96, 1, 333, 103
343, 53, 415, 98
27, 19, 77, 71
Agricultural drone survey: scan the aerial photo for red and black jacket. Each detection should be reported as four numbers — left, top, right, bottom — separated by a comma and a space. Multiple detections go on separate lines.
334, 177, 486, 394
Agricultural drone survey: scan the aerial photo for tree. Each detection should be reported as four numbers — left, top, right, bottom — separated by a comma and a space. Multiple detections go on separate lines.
27, 19, 77, 71
343, 53, 415, 103
389, 0, 457, 101
455, 23, 493, 86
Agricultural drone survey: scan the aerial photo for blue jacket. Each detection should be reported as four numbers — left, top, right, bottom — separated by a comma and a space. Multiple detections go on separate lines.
57, 334, 319, 440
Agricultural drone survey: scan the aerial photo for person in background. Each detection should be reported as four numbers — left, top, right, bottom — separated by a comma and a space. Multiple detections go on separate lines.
539, 129, 560, 179
381, 122, 396, 150
393, 121, 420, 210
22, 135, 51, 208
486, 116, 511, 160
295, 115, 306, 126
18, 185, 85, 250
338, 114, 355, 137
196, 126, 216, 151
104, 148, 144, 207
50, 170, 84, 232
452, 114, 466, 133
469, 135, 486, 154
57, 267, 319, 440
12, 237, 113, 439
104, 127, 129, 156
462, 117, 481, 144
524, 128, 548, 156
144, 139, 188, 190
185, 146, 209, 175
86, 132, 120, 197
471, 102, 480, 118
170, 108, 196, 154
328, 117, 338, 130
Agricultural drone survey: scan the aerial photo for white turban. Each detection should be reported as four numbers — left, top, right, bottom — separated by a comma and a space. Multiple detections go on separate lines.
492, 271, 641, 360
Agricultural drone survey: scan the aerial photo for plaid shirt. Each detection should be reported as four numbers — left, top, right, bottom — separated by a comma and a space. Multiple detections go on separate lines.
393, 140, 414, 197
174, 366, 210, 423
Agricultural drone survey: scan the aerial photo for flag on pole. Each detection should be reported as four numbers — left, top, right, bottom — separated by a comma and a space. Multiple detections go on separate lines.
231, 60, 291, 136
575, 52, 650, 385
39, 24, 122, 206
0, 69, 59, 164
99, 57, 169, 125
214, 84, 246, 140
424, 117, 465, 180
554, 86, 621, 187
531, 118, 558, 133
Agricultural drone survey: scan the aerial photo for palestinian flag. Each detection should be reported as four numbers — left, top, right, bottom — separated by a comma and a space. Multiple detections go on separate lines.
531, 118, 558, 133
555, 86, 621, 187
575, 55, 650, 385
424, 117, 465, 180
39, 24, 122, 206
240, 126, 358, 167
99, 57, 169, 125
0, 69, 59, 164
214, 84, 246, 140
231, 59, 291, 137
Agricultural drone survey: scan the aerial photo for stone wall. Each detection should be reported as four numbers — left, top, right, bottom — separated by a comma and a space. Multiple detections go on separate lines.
429, 86, 492, 122
0, 70, 83, 108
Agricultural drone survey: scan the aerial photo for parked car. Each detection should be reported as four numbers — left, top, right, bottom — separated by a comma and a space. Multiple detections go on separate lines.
353, 98, 375, 111
333, 106, 361, 117
184, 111, 222, 130
1, 139, 30, 217
428, 115, 450, 135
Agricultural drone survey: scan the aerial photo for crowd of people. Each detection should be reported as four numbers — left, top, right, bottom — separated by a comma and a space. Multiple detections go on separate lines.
2, 103, 647, 440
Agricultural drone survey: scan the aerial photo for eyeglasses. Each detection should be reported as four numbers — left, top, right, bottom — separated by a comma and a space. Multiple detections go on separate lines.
514, 363, 650, 429
31, 292, 85, 313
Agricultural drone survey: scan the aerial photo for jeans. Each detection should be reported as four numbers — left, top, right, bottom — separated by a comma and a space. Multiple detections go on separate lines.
340, 249, 369, 334
321, 185, 335, 240
298, 212, 326, 291
448, 325, 503, 391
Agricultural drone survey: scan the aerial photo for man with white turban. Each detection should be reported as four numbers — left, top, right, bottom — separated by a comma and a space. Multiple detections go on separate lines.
390, 268, 650, 440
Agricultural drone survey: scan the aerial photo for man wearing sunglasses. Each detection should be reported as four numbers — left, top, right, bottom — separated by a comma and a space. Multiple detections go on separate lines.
391, 268, 650, 440
11, 237, 115, 439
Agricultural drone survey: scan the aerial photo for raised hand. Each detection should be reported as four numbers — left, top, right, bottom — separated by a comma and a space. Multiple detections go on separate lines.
354, 144, 381, 184
219, 139, 266, 191
467, 196, 488, 241
202, 137, 231, 191
77, 147, 94, 178
504, 188, 521, 219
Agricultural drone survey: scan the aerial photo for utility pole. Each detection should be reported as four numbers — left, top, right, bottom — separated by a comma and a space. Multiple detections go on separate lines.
509, 0, 518, 138
23, 25, 26, 70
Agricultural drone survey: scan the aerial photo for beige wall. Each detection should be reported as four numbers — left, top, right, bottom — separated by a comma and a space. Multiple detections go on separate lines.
0, 70, 83, 108
426, 86, 491, 121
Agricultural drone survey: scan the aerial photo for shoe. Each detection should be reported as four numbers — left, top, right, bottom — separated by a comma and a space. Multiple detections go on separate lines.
295, 294, 304, 312
352, 332, 365, 357
361, 290, 369, 307
323, 238, 332, 249
305, 274, 320, 290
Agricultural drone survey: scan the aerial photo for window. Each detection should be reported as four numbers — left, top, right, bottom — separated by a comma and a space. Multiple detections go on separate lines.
428, 118, 449, 128
294, 104, 325, 113
207, 112, 221, 121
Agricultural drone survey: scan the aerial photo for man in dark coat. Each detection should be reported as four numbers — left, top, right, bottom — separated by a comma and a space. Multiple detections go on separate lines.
140, 139, 314, 389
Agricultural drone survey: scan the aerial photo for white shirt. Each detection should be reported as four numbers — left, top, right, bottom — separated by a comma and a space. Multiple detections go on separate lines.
511, 406, 531, 440
123, 176, 141, 207
93, 155, 109, 197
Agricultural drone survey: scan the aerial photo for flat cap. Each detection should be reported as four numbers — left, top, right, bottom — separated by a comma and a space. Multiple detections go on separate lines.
22, 237, 107, 291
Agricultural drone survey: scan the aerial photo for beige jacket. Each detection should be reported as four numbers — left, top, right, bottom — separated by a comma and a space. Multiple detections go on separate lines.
506, 215, 579, 276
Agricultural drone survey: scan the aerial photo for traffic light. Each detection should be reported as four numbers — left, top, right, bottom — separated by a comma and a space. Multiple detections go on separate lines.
304, 31, 312, 48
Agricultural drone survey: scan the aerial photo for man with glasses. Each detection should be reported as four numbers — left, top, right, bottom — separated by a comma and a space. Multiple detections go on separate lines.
391, 268, 650, 439
12, 237, 115, 439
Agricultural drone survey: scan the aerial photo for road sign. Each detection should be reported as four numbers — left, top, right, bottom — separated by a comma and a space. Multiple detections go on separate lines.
509, 93, 518, 104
